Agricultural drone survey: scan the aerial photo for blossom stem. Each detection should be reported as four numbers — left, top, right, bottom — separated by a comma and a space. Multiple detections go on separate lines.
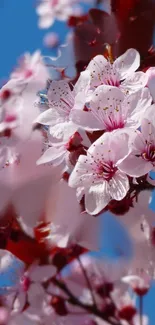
52, 278, 120, 325
77, 256, 97, 309
139, 296, 143, 325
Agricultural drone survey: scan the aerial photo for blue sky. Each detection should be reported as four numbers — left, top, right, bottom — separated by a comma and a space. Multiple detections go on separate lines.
0, 0, 155, 323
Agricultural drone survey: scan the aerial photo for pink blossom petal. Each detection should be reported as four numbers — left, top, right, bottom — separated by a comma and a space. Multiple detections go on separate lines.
27, 283, 45, 308
29, 265, 56, 282
118, 153, 153, 177
69, 155, 95, 188
86, 54, 108, 88
49, 122, 77, 141
48, 80, 73, 108
125, 88, 152, 128
38, 15, 54, 29
36, 2, 50, 15
114, 48, 140, 80
37, 146, 66, 165
70, 109, 102, 131
109, 171, 129, 201
146, 67, 155, 102
35, 108, 65, 126
14, 292, 26, 312
85, 182, 111, 215
88, 130, 129, 163
121, 71, 148, 92
73, 70, 90, 96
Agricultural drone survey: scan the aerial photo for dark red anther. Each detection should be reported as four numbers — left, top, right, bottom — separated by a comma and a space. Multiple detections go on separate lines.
96, 282, 114, 298
65, 132, 83, 152
51, 296, 68, 316
118, 305, 137, 321
133, 287, 149, 296
101, 301, 116, 318
52, 252, 68, 271
3, 129, 12, 138
1, 89, 12, 101
62, 172, 70, 182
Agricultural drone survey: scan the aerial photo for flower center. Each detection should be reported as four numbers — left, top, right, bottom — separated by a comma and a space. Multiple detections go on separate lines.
4, 114, 17, 123
96, 161, 117, 181
51, 0, 59, 7
105, 114, 125, 132
142, 144, 155, 163
24, 69, 33, 79
105, 77, 120, 87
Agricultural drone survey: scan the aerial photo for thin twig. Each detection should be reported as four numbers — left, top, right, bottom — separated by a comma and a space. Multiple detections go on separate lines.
139, 296, 143, 325
52, 278, 120, 325
77, 256, 97, 309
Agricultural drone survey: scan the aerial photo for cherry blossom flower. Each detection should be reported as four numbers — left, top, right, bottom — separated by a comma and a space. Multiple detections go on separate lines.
0, 131, 60, 228
43, 32, 59, 49
0, 250, 56, 315
35, 70, 90, 142
13, 264, 56, 312
37, 129, 90, 169
119, 112, 155, 177
69, 131, 130, 215
36, 0, 74, 29
11, 51, 49, 91
122, 274, 150, 296
86, 48, 148, 93
71, 85, 151, 132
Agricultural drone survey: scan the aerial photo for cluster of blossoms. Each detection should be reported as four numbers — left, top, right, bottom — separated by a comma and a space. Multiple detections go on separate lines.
0, 45, 155, 325
1, 0, 155, 324
36, 0, 97, 29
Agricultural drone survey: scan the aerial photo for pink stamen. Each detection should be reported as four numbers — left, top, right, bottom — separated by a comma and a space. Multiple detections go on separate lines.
24, 69, 33, 78
4, 114, 17, 123
95, 161, 117, 181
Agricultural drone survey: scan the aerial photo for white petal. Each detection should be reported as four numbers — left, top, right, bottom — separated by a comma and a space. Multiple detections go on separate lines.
48, 80, 73, 109
27, 283, 45, 307
121, 71, 148, 92
74, 70, 90, 96
109, 171, 129, 201
125, 88, 152, 128
114, 49, 140, 80
70, 109, 102, 130
36, 2, 50, 15
88, 130, 129, 163
38, 15, 54, 29
14, 292, 26, 312
35, 108, 65, 126
85, 182, 111, 215
86, 55, 108, 88
37, 146, 66, 165
69, 155, 95, 188
118, 154, 153, 177
30, 265, 56, 282
146, 67, 155, 102
50, 122, 77, 141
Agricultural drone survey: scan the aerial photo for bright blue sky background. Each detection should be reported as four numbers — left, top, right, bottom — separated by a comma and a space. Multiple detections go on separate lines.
0, 0, 155, 323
